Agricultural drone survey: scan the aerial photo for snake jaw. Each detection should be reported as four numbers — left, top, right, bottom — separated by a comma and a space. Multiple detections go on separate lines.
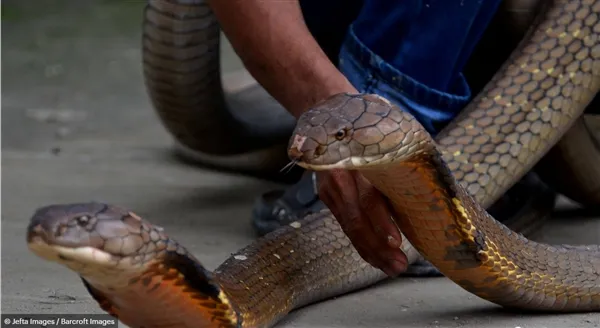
295, 156, 383, 171
295, 143, 435, 171
28, 239, 114, 268
27, 235, 139, 288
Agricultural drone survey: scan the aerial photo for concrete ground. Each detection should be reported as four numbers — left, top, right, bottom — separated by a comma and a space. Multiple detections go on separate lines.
2, 1, 599, 327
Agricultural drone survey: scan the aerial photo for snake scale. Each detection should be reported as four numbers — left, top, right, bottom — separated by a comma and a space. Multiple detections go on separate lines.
26, 0, 600, 328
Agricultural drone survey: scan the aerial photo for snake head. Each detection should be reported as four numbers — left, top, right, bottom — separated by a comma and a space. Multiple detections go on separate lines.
289, 93, 432, 170
27, 202, 169, 279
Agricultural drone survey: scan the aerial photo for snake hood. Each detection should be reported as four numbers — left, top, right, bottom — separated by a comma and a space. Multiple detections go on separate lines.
288, 93, 435, 169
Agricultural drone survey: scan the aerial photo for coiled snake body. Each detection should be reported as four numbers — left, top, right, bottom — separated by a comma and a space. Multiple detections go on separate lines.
27, 0, 600, 327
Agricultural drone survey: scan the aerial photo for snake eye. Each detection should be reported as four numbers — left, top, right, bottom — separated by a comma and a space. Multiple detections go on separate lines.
335, 129, 346, 140
76, 216, 89, 225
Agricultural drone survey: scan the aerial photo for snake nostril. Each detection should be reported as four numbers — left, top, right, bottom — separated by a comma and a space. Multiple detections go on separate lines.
27, 224, 46, 242
315, 145, 327, 157
289, 147, 303, 160
32, 224, 44, 234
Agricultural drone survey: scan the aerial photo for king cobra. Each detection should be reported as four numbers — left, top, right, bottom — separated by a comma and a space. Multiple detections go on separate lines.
27, 1, 600, 328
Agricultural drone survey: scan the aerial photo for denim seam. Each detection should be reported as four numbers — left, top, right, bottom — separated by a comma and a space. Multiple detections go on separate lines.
343, 24, 472, 110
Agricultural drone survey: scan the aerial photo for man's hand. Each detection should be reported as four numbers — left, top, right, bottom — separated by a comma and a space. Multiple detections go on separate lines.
316, 170, 408, 277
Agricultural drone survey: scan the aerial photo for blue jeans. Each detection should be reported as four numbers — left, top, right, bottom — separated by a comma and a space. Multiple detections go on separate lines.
300, 0, 503, 135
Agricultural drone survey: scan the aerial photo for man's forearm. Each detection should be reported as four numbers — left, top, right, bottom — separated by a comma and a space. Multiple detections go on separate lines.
208, 0, 357, 118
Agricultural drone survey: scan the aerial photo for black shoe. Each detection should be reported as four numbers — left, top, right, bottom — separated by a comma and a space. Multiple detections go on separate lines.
252, 172, 326, 237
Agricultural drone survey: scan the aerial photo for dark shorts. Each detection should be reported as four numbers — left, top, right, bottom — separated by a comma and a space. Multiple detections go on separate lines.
300, 0, 503, 134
